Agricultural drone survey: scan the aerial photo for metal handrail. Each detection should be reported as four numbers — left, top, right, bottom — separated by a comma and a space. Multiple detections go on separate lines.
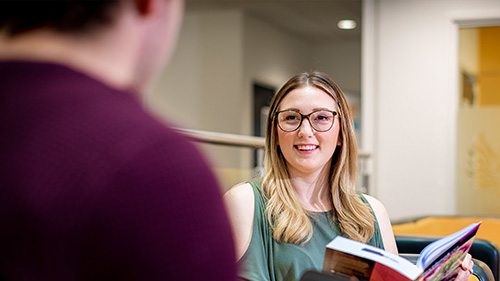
174, 128, 265, 148
174, 127, 370, 157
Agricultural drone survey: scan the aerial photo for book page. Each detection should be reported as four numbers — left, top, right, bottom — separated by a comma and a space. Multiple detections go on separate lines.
417, 222, 480, 269
324, 237, 422, 280
421, 239, 473, 281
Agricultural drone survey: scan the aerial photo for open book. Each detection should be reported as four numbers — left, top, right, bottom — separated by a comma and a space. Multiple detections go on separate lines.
323, 222, 481, 281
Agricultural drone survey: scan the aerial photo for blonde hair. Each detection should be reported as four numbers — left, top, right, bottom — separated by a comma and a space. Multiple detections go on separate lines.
262, 71, 374, 244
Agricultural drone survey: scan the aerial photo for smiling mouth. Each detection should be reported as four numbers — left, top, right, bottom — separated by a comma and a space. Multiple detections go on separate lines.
295, 145, 319, 151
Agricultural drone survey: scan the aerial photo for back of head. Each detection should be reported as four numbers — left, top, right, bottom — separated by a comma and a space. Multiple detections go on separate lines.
0, 0, 185, 93
0, 1, 122, 37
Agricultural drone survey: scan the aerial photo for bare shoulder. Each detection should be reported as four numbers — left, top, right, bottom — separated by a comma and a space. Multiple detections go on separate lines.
223, 182, 255, 219
224, 182, 254, 205
362, 194, 398, 254
223, 182, 255, 260
362, 194, 387, 216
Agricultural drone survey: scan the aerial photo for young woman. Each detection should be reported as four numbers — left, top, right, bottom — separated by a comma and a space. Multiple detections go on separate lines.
224, 71, 473, 281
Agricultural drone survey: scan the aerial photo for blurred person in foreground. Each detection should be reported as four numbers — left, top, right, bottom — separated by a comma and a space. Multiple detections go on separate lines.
0, 1, 236, 280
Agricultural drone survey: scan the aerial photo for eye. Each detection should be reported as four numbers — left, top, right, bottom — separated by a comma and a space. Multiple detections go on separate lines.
280, 111, 300, 121
284, 114, 299, 121
313, 111, 333, 122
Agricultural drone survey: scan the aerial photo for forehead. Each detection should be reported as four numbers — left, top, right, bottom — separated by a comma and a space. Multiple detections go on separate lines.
279, 86, 337, 111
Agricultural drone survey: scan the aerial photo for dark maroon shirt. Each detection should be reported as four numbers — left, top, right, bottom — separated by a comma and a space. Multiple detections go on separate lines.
0, 61, 236, 280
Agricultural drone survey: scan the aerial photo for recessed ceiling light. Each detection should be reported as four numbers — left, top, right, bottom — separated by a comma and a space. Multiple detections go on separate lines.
337, 19, 357, 30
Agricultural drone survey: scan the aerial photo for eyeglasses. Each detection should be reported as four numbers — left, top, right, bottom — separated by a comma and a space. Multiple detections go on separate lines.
275, 109, 340, 132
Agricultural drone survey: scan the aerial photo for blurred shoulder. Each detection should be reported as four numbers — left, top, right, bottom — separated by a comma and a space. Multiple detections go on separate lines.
223, 182, 255, 260
362, 194, 387, 214
224, 182, 254, 204
362, 194, 398, 254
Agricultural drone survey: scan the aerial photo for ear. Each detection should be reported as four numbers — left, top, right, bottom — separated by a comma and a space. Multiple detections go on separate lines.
133, 0, 154, 16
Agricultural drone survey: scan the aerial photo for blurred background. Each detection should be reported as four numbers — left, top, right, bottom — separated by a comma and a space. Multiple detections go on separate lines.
144, 0, 500, 223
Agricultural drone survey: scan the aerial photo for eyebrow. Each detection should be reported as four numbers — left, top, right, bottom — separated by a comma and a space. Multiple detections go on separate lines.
280, 107, 337, 112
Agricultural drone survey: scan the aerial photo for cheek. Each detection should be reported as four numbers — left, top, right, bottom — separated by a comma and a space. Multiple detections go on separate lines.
276, 127, 290, 146
276, 133, 297, 158
326, 127, 341, 148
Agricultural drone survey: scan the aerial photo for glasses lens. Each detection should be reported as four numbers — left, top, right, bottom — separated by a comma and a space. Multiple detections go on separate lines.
277, 110, 301, 132
310, 110, 335, 132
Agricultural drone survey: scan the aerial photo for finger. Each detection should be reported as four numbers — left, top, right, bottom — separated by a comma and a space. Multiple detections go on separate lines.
463, 253, 472, 264
464, 253, 474, 271
460, 254, 473, 269
456, 267, 472, 281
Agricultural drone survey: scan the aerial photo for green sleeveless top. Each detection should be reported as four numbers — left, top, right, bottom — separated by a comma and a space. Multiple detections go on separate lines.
237, 178, 385, 281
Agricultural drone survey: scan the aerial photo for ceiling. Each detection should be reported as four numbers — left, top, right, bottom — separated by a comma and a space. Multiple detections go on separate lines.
185, 0, 362, 42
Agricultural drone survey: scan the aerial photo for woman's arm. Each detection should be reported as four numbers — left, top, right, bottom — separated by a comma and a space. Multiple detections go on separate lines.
223, 183, 255, 261
363, 194, 398, 254
363, 195, 474, 281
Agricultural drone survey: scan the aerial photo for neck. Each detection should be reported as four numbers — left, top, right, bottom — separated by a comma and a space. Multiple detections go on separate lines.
289, 166, 332, 212
0, 25, 142, 95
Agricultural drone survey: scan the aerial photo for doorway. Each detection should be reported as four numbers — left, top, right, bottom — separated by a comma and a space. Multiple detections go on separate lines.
253, 83, 275, 170
456, 25, 500, 215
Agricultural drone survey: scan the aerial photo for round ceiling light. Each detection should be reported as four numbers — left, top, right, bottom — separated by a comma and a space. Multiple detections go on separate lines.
337, 19, 357, 30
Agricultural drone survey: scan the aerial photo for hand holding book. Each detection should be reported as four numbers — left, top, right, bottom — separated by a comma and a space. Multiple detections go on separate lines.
323, 222, 481, 281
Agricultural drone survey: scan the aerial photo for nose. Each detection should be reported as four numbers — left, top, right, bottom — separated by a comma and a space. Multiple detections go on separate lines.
297, 117, 314, 137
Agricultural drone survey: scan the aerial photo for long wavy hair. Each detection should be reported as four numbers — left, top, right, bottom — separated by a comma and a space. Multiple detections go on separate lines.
262, 71, 375, 244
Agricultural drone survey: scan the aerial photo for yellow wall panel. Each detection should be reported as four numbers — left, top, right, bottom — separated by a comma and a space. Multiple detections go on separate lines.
478, 27, 500, 106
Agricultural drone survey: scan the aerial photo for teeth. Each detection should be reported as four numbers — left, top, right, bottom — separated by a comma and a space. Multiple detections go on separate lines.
297, 145, 317, 151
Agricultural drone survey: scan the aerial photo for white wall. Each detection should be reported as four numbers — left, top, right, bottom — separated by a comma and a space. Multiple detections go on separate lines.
147, 10, 244, 132
312, 40, 362, 94
365, 0, 500, 222
146, 12, 204, 129
244, 15, 312, 91
146, 10, 246, 176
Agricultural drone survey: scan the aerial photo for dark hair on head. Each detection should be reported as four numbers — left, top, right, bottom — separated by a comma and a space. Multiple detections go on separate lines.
0, 1, 122, 37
